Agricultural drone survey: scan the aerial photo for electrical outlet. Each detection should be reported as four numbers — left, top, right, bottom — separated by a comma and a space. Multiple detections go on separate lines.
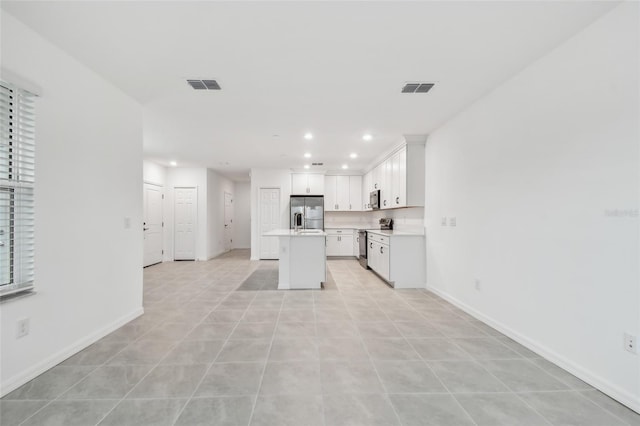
17, 318, 30, 338
441, 217, 447, 226
449, 217, 457, 227
624, 333, 637, 354
475, 279, 481, 291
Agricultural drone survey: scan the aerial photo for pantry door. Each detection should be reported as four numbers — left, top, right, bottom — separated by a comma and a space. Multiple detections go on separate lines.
174, 187, 197, 260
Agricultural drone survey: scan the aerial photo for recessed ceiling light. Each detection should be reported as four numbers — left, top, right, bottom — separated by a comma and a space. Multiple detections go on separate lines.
304, 153, 311, 158
362, 134, 372, 141
169, 161, 177, 167
304, 132, 313, 140
342, 164, 349, 170
304, 164, 310, 169
349, 153, 358, 159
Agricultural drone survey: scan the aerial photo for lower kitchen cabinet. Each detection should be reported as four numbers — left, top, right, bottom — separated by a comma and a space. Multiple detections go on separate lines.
368, 239, 390, 281
326, 229, 356, 257
367, 231, 425, 288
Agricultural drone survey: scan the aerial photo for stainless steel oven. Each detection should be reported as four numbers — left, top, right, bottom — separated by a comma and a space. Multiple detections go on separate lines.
358, 229, 368, 268
370, 190, 380, 210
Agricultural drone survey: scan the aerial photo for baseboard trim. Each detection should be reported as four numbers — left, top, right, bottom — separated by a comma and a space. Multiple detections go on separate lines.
0, 307, 144, 397
426, 285, 640, 414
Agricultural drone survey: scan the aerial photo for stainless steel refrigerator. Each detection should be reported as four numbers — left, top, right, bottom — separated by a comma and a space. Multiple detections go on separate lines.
290, 196, 324, 230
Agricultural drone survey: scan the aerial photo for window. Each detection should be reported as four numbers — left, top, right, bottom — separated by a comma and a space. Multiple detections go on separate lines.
0, 81, 36, 297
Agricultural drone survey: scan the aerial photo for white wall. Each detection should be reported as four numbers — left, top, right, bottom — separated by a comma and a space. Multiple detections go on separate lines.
0, 13, 143, 395
143, 160, 167, 187
207, 169, 234, 259
250, 169, 292, 260
165, 167, 207, 260
233, 181, 251, 249
424, 2, 639, 410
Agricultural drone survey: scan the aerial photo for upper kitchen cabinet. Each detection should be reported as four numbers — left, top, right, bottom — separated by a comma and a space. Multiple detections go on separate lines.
362, 172, 373, 210
292, 173, 325, 195
366, 138, 425, 210
325, 175, 362, 211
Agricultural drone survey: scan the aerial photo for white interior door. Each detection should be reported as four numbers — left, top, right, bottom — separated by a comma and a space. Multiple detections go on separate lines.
143, 183, 164, 267
174, 187, 196, 260
224, 192, 233, 252
259, 188, 280, 259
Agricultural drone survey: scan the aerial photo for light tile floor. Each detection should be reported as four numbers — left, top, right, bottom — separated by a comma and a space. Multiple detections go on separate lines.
2, 249, 640, 426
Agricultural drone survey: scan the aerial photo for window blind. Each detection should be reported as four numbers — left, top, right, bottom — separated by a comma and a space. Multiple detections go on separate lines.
0, 81, 35, 297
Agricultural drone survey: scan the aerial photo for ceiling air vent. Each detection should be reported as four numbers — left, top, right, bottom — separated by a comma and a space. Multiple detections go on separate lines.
401, 82, 434, 94
187, 79, 221, 90
312, 162, 323, 166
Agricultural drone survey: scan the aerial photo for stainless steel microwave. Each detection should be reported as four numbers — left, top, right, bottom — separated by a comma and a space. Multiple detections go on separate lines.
370, 190, 380, 210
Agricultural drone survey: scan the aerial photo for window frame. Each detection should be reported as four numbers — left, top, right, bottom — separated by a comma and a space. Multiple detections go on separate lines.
0, 80, 36, 298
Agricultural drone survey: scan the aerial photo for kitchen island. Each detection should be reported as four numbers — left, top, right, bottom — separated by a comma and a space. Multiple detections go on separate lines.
262, 229, 327, 290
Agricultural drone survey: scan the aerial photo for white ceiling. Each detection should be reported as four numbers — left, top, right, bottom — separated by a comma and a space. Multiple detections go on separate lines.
2, 1, 617, 181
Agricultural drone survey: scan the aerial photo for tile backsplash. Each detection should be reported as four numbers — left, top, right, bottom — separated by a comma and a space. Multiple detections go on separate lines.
325, 207, 425, 233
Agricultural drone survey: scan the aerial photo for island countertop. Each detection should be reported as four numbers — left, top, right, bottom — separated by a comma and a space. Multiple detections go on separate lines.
263, 229, 327, 237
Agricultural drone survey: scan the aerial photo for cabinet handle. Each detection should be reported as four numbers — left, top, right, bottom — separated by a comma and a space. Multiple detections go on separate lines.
374, 183, 378, 189
396, 197, 400, 204
383, 200, 387, 206
370, 242, 373, 249
380, 246, 383, 254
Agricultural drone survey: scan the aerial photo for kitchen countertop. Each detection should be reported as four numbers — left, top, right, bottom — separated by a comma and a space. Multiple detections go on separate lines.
325, 225, 376, 229
366, 229, 424, 236
263, 229, 327, 237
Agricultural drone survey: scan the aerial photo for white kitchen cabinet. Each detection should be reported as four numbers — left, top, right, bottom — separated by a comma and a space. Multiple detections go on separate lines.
324, 175, 337, 211
326, 229, 355, 257
368, 239, 390, 281
336, 176, 350, 210
362, 172, 372, 210
381, 157, 392, 209
372, 163, 384, 191
292, 173, 324, 195
366, 231, 425, 288
354, 231, 361, 257
326, 234, 340, 256
349, 175, 362, 212
363, 139, 425, 209
325, 175, 362, 211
